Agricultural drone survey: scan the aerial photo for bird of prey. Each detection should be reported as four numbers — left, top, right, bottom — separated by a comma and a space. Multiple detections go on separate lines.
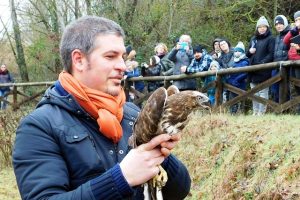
130, 85, 210, 200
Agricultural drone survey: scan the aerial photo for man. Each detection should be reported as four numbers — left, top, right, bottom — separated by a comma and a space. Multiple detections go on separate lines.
13, 16, 191, 200
272, 15, 290, 103
168, 34, 194, 90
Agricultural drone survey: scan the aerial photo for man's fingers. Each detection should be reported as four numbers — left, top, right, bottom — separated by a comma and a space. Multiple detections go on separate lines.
139, 134, 171, 151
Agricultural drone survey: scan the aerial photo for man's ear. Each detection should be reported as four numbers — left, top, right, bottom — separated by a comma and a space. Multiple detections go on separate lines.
71, 49, 86, 72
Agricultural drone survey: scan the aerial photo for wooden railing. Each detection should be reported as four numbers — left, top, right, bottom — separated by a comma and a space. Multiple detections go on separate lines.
0, 81, 54, 110
125, 60, 300, 114
1, 60, 300, 113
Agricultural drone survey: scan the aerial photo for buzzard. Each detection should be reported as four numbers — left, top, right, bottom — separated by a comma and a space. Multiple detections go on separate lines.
130, 85, 210, 200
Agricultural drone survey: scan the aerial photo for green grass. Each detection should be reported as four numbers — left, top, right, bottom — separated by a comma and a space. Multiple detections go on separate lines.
173, 112, 300, 199
1, 109, 300, 199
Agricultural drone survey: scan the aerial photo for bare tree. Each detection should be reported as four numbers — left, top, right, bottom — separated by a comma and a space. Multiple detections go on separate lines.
10, 0, 29, 82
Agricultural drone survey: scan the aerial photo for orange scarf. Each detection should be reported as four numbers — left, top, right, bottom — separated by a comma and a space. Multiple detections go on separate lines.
59, 71, 125, 143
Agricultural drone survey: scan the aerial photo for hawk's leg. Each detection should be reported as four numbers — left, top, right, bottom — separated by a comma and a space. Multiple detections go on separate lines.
152, 165, 168, 189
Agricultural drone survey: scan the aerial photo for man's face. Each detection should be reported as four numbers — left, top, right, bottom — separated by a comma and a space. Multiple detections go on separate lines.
295, 18, 300, 28
75, 34, 126, 96
275, 23, 284, 32
194, 52, 202, 59
214, 42, 220, 51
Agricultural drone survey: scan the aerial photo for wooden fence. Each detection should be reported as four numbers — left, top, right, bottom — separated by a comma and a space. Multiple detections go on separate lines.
0, 81, 54, 110
124, 60, 300, 114
1, 60, 300, 113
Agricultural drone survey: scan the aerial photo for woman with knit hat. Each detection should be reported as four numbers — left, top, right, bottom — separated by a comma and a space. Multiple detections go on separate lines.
246, 16, 275, 115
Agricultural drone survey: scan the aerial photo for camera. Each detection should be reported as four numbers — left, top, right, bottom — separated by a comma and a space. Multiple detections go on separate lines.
180, 42, 188, 50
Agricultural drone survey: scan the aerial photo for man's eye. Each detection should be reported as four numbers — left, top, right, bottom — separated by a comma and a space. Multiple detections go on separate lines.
106, 55, 115, 59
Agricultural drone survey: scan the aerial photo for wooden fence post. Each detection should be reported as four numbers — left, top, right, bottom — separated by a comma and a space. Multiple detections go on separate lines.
279, 62, 288, 104
215, 75, 223, 107
12, 85, 18, 110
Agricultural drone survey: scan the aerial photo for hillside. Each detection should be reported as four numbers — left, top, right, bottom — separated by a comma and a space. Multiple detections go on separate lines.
1, 110, 300, 199
175, 112, 300, 200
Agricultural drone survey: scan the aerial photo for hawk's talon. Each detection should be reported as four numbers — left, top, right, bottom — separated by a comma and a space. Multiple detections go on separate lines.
152, 165, 168, 190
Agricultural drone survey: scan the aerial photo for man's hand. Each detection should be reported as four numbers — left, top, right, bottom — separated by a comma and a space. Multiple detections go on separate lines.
120, 134, 174, 187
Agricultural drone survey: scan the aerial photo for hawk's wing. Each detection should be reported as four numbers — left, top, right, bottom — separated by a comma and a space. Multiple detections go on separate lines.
132, 87, 167, 147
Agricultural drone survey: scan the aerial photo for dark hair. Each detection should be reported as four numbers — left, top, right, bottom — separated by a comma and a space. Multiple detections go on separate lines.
60, 16, 125, 73
219, 38, 231, 48
193, 44, 203, 53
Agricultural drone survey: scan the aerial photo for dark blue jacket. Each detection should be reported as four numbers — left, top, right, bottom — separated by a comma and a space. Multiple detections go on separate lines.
227, 58, 249, 90
125, 68, 145, 93
13, 83, 191, 200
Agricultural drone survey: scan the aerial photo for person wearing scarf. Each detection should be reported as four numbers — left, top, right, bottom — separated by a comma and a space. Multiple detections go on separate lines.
13, 16, 191, 200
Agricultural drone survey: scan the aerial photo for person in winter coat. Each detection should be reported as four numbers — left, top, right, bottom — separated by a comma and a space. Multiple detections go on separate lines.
154, 43, 174, 76
167, 34, 194, 90
210, 38, 222, 60
272, 15, 290, 103
283, 10, 300, 113
12, 16, 191, 200
217, 38, 235, 102
124, 46, 145, 102
227, 42, 249, 114
0, 64, 14, 110
142, 55, 162, 92
246, 16, 275, 115
181, 44, 213, 74
205, 60, 220, 106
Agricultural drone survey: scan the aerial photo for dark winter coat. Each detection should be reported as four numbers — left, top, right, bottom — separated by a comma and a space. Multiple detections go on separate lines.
273, 26, 290, 62
227, 58, 249, 90
246, 29, 275, 83
13, 82, 191, 200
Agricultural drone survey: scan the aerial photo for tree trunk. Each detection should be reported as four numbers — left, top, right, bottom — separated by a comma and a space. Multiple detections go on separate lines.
85, 0, 91, 15
10, 0, 29, 82
75, 0, 79, 19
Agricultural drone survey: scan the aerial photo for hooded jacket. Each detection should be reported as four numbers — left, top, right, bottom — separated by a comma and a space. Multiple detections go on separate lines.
13, 82, 191, 200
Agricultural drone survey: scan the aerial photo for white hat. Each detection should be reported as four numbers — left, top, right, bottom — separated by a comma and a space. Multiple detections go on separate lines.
234, 41, 245, 53
256, 16, 270, 28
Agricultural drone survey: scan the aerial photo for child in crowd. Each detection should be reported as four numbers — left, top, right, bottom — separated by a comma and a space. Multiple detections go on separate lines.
204, 60, 220, 106
124, 45, 145, 102
142, 55, 162, 92
227, 42, 249, 114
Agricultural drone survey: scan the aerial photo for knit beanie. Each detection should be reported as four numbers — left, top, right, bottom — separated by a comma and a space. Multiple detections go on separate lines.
234, 41, 245, 53
125, 45, 133, 55
209, 60, 220, 71
274, 15, 288, 29
256, 16, 270, 28
294, 11, 300, 20
193, 45, 203, 53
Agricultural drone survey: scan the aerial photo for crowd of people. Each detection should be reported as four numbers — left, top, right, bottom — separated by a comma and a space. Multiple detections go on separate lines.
125, 11, 300, 115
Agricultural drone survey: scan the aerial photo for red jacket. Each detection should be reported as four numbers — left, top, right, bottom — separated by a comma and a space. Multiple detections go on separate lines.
283, 31, 300, 60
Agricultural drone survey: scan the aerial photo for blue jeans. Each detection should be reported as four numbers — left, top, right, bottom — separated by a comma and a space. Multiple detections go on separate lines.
250, 83, 269, 115
0, 90, 9, 110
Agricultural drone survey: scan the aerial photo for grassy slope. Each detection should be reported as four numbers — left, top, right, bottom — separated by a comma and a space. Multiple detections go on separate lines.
1, 112, 300, 199
174, 112, 300, 200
